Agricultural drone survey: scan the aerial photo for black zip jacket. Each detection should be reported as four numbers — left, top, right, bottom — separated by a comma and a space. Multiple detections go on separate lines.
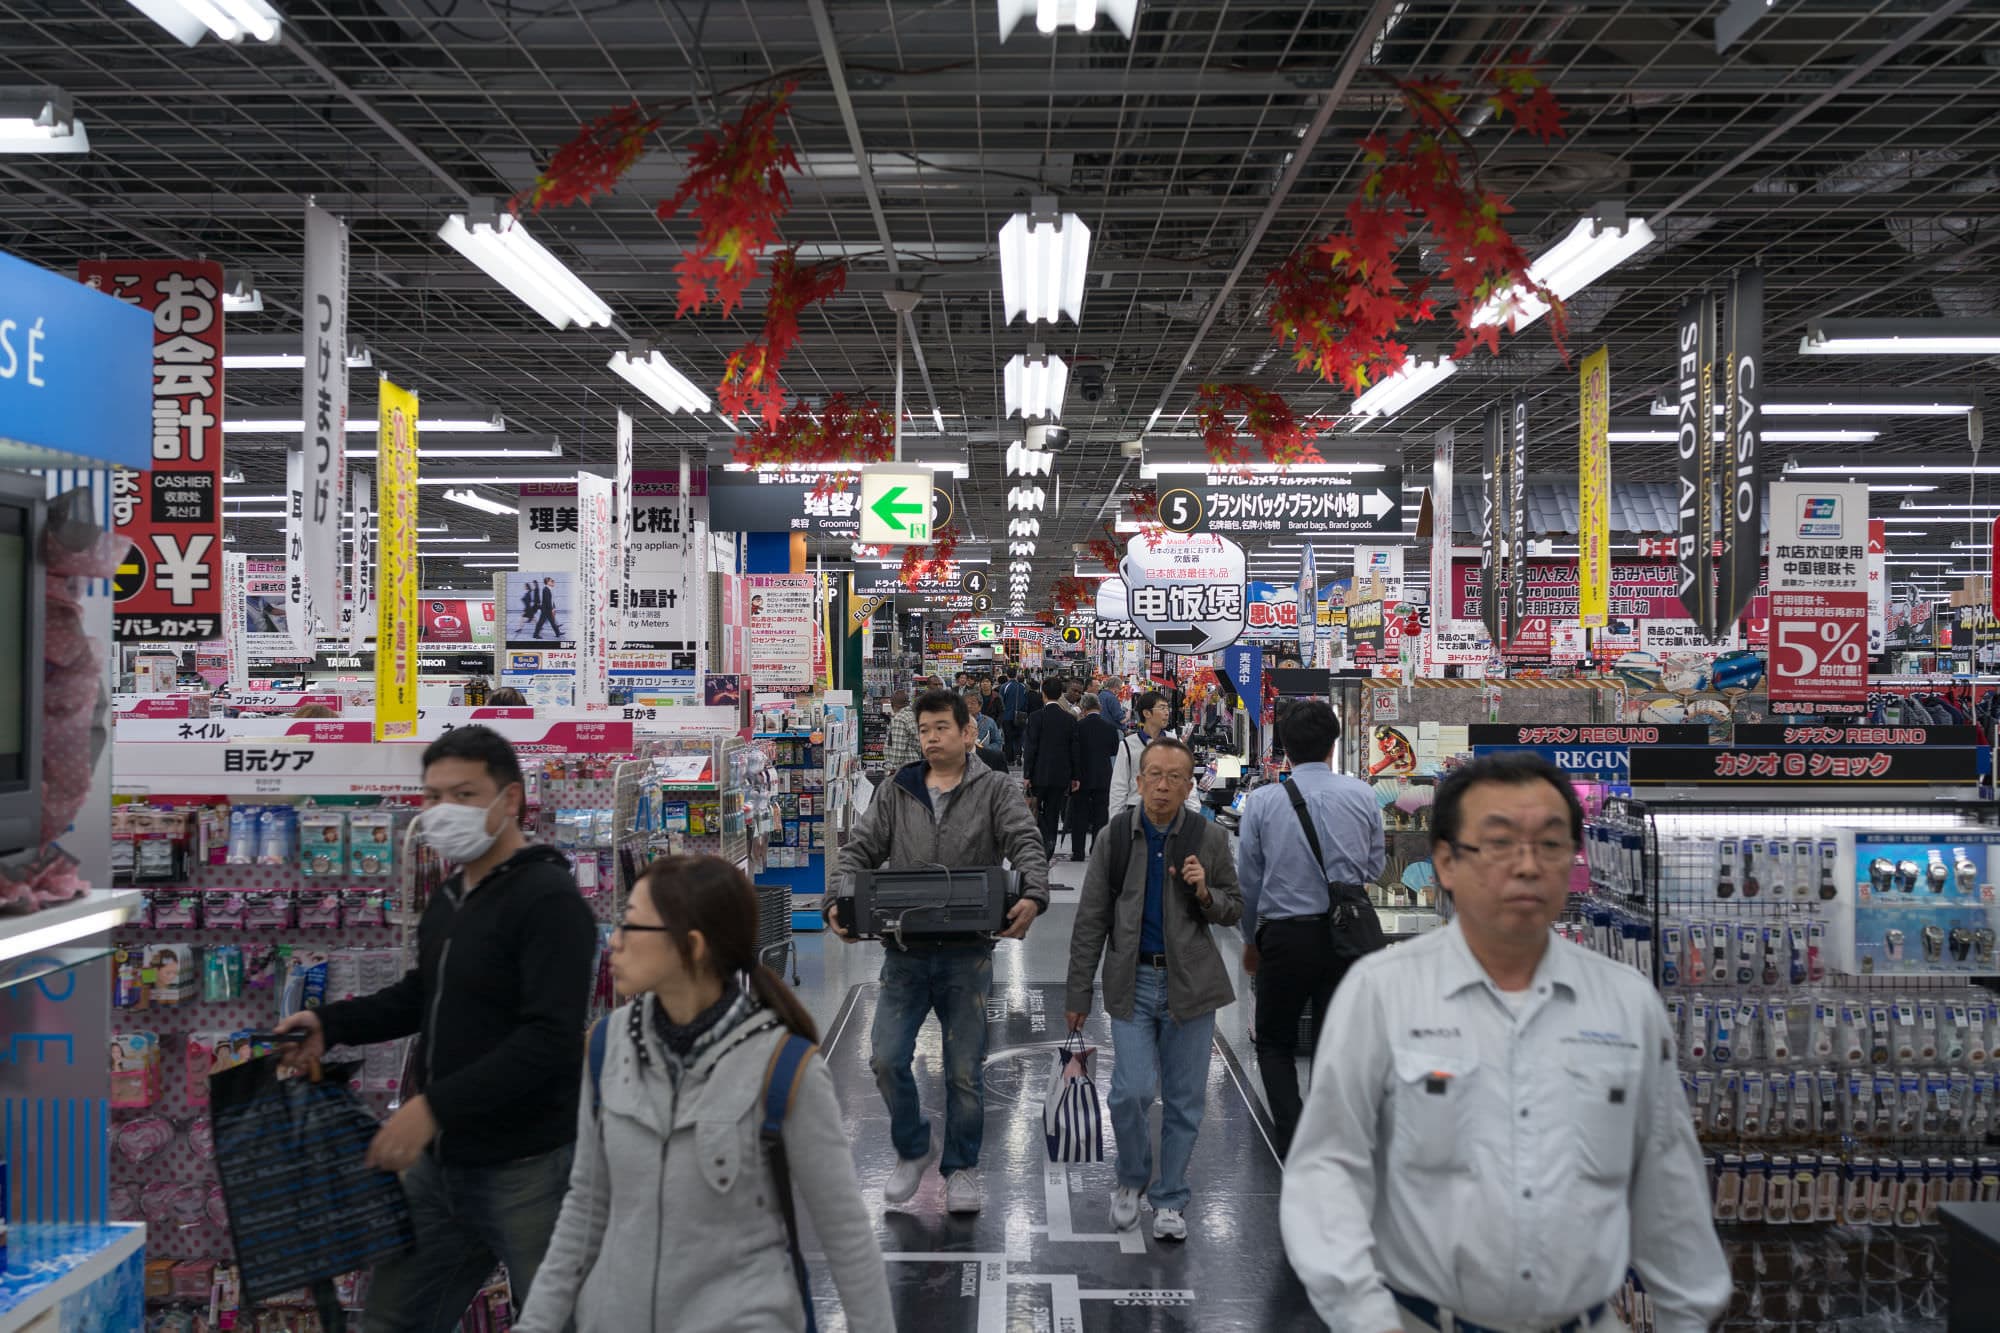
316, 844, 596, 1167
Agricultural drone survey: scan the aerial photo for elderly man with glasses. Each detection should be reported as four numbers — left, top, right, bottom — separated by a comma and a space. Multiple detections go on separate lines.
1280, 751, 1729, 1333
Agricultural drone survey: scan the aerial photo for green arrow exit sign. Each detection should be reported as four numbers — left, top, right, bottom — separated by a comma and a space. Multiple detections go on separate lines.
859, 465, 938, 545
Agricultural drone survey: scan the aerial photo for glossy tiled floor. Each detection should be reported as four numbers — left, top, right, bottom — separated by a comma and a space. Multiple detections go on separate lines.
787, 858, 1326, 1331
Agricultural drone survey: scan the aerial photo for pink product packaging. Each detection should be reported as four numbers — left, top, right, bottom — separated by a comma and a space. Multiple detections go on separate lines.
203, 891, 249, 930
339, 891, 390, 928
185, 1032, 216, 1108
240, 892, 295, 930
110, 1032, 159, 1109
149, 892, 202, 929
297, 893, 344, 929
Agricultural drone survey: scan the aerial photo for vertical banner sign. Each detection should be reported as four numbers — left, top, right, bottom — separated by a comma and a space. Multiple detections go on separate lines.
1295, 543, 1317, 666
298, 201, 349, 650
1430, 427, 1454, 627
1767, 481, 1869, 711
1578, 347, 1611, 628
1480, 406, 1505, 647
1507, 393, 1529, 650
1718, 268, 1763, 638
375, 380, 420, 741
347, 470, 374, 649
222, 551, 249, 688
576, 473, 614, 705
1673, 294, 1713, 629
77, 258, 225, 641
615, 408, 633, 649
1867, 518, 1887, 656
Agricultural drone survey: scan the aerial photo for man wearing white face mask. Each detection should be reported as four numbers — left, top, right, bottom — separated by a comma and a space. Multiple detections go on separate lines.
275, 726, 596, 1332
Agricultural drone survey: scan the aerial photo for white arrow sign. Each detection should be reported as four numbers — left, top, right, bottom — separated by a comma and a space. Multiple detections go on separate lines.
1362, 488, 1396, 520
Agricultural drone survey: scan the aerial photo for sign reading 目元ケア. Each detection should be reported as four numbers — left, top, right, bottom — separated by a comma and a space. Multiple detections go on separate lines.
1766, 482, 1870, 712
1120, 531, 1246, 654
78, 257, 226, 642
1149, 452, 1404, 537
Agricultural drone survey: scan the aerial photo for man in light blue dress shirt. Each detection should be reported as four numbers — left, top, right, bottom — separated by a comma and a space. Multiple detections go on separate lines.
1236, 699, 1384, 1154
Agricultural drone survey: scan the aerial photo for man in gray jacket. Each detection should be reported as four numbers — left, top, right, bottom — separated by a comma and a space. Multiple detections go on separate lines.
829, 688, 1050, 1216
1064, 736, 1242, 1243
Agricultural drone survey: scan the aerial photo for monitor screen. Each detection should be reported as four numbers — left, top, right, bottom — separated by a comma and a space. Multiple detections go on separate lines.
0, 505, 23, 783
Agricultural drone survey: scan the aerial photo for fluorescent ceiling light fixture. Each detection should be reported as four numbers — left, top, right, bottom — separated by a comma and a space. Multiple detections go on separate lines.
1004, 347, 1069, 420
1801, 318, 2000, 357
1006, 441, 1055, 477
1007, 518, 1041, 537
1139, 440, 1397, 479
1785, 462, 2000, 476
416, 474, 595, 486
415, 536, 492, 546
225, 414, 507, 435
127, 0, 281, 44
1606, 426, 1881, 444
1009, 542, 1036, 556
443, 488, 520, 517
439, 200, 613, 331
932, 408, 945, 432
609, 345, 710, 415
1469, 208, 1656, 334
1869, 485, 1939, 493
462, 561, 519, 569
220, 270, 264, 313
1350, 351, 1458, 420
1007, 486, 1047, 512
1896, 502, 2000, 512
996, 0, 1139, 40
0, 85, 90, 154
349, 443, 558, 461
1654, 390, 1975, 417
1000, 197, 1091, 326
223, 340, 374, 371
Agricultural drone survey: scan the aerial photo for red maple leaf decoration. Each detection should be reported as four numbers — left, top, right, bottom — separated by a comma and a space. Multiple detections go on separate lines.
660, 83, 802, 318
733, 393, 894, 498
1195, 382, 1327, 467
718, 250, 848, 429
1051, 576, 1095, 616
899, 523, 961, 590
1084, 537, 1120, 575
526, 101, 663, 211
1264, 58, 1570, 396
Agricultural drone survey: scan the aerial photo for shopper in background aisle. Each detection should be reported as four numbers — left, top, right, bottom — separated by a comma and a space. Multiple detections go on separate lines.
882, 689, 921, 773
827, 689, 1050, 1216
1280, 753, 1729, 1333
966, 688, 1005, 754
1097, 674, 1126, 730
999, 668, 1029, 766
1062, 677, 1086, 715
1108, 691, 1176, 815
1022, 676, 1083, 859
486, 687, 527, 707
1236, 700, 1384, 1155
979, 677, 1004, 730
276, 726, 597, 1332
516, 855, 893, 1333
1064, 737, 1241, 1242
1071, 694, 1120, 861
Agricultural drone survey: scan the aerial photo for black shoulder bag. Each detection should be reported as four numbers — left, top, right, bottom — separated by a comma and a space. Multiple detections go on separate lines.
1284, 780, 1387, 961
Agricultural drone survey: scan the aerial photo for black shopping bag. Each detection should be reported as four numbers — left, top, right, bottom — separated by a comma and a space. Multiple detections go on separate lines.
210, 1056, 417, 1304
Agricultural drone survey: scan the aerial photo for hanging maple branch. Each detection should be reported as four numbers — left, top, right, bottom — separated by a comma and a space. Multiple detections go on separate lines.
525, 102, 664, 211
1266, 57, 1569, 395
720, 250, 848, 429
899, 523, 961, 590
1051, 575, 1095, 616
1195, 382, 1326, 466
734, 393, 894, 497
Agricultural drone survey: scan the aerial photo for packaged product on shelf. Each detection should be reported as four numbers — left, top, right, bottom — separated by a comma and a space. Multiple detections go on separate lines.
203, 945, 243, 1002
256, 805, 297, 866
186, 1032, 218, 1106
204, 890, 248, 929
298, 891, 344, 928
197, 805, 229, 864
151, 891, 202, 929
241, 891, 295, 930
348, 810, 395, 875
340, 889, 391, 927
278, 947, 330, 1015
299, 809, 347, 876
110, 1031, 160, 1107
227, 805, 260, 864
112, 948, 144, 1008
146, 944, 197, 1005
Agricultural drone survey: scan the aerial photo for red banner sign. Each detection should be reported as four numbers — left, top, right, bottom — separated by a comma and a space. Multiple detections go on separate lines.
1451, 560, 1687, 629
1769, 589, 1869, 707
78, 259, 226, 642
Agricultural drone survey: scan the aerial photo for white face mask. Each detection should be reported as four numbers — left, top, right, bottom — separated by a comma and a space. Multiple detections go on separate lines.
417, 795, 505, 864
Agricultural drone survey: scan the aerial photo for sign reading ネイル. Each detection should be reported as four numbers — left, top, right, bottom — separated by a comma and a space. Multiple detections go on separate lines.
77, 257, 226, 641
1151, 454, 1404, 537
1120, 531, 1247, 654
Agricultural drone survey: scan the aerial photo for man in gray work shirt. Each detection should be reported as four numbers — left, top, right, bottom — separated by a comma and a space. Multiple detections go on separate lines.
1236, 699, 1384, 1154
1280, 752, 1728, 1333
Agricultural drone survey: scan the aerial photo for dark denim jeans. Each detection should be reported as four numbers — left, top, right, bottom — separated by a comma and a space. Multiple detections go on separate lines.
870, 943, 993, 1176
363, 1142, 574, 1332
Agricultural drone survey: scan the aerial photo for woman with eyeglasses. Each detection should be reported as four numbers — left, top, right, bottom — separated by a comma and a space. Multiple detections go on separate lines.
515, 855, 894, 1332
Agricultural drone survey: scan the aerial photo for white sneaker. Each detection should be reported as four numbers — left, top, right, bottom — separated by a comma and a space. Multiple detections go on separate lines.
945, 1168, 983, 1214
1109, 1186, 1141, 1231
884, 1138, 938, 1206
1152, 1206, 1187, 1241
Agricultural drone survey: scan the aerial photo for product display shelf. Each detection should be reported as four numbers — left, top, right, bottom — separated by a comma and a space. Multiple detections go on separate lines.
0, 1221, 146, 1333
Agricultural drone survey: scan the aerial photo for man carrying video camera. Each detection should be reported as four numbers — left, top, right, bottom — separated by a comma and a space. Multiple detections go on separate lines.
827, 689, 1051, 1217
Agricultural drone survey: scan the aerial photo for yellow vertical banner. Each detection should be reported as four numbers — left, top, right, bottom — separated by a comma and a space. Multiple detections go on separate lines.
375, 378, 420, 740
1578, 346, 1611, 629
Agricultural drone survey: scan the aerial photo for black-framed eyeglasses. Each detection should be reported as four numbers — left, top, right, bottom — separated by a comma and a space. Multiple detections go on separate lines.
1447, 838, 1576, 868
613, 921, 674, 935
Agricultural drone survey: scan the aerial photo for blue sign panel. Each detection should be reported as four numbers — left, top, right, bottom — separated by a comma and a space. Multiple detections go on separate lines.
0, 249, 153, 469
1219, 643, 1263, 725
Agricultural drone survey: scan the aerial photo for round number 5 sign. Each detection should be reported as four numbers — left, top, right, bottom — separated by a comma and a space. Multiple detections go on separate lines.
1158, 487, 1203, 534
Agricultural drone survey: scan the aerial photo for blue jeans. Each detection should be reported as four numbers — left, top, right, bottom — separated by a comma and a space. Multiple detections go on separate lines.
870, 944, 993, 1176
1108, 965, 1215, 1212
363, 1143, 574, 1332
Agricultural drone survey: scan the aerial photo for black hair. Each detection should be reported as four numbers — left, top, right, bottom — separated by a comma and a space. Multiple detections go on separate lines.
1134, 690, 1166, 719
485, 687, 526, 707
913, 688, 970, 727
1138, 736, 1197, 778
1042, 676, 1066, 700
1279, 699, 1341, 764
420, 724, 524, 795
1430, 751, 1584, 850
